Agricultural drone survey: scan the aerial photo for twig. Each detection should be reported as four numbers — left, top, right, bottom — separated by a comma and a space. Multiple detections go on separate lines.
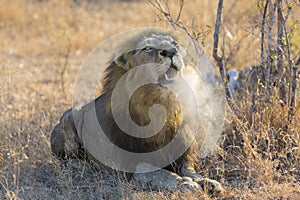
261, 0, 269, 67
212, 1, 232, 100
148, 0, 202, 57
280, 1, 296, 112
148, 0, 177, 29
176, 0, 184, 22
277, 0, 284, 70
266, 0, 275, 91
277, 0, 287, 104
213, 0, 224, 78
288, 60, 297, 124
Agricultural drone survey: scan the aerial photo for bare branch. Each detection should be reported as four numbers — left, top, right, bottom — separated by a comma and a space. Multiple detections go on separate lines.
265, 0, 275, 90
277, 0, 285, 70
212, 0, 236, 102
148, 0, 202, 57
213, 0, 224, 72
288, 61, 297, 124
282, 5, 297, 123
176, 0, 184, 23
212, 0, 244, 118
261, 0, 269, 67
148, 0, 177, 29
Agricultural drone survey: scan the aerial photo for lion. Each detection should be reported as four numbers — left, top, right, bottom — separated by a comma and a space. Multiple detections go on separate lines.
50, 29, 224, 194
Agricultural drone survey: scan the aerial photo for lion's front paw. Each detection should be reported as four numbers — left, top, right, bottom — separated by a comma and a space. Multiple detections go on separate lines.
197, 178, 224, 196
177, 177, 200, 192
133, 163, 202, 192
180, 163, 224, 196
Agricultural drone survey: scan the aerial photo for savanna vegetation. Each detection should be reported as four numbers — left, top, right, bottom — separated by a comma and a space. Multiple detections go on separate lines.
0, 0, 299, 199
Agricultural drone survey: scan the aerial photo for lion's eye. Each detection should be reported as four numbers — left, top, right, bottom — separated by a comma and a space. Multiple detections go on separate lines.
142, 46, 153, 53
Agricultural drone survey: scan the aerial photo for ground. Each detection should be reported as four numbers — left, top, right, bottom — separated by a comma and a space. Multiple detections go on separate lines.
0, 0, 300, 199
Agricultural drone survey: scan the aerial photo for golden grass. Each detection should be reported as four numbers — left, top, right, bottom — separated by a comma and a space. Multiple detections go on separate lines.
0, 0, 299, 199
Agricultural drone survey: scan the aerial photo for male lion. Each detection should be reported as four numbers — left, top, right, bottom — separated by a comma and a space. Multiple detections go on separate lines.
51, 29, 224, 194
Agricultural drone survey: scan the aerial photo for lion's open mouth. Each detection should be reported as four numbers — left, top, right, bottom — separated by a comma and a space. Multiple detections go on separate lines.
166, 64, 179, 78
158, 63, 180, 84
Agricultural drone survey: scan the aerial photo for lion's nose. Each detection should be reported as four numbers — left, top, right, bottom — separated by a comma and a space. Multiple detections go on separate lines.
159, 48, 177, 58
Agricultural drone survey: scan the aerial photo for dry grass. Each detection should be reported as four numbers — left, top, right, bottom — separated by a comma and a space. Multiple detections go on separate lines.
0, 0, 299, 199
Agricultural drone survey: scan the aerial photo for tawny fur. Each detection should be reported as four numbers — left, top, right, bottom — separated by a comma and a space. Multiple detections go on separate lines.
51, 29, 206, 178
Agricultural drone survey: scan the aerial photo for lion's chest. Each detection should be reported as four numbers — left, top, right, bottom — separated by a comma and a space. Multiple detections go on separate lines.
103, 84, 183, 153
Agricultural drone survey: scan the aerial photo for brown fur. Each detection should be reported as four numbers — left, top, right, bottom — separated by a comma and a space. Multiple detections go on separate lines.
51, 29, 204, 178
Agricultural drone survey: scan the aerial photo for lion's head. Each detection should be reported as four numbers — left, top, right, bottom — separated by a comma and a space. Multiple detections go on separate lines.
105, 30, 188, 88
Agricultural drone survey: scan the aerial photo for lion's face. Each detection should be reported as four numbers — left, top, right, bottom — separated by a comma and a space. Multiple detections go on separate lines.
114, 33, 186, 84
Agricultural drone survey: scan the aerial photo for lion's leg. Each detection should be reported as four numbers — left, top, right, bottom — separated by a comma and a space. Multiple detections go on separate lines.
180, 161, 224, 195
180, 162, 202, 180
50, 109, 84, 159
50, 123, 66, 159
132, 163, 200, 192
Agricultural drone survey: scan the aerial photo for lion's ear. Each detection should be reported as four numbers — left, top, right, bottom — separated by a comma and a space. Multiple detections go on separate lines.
115, 53, 131, 70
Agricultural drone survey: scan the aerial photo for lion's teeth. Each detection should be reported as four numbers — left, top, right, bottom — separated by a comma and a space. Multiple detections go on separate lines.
165, 74, 171, 80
